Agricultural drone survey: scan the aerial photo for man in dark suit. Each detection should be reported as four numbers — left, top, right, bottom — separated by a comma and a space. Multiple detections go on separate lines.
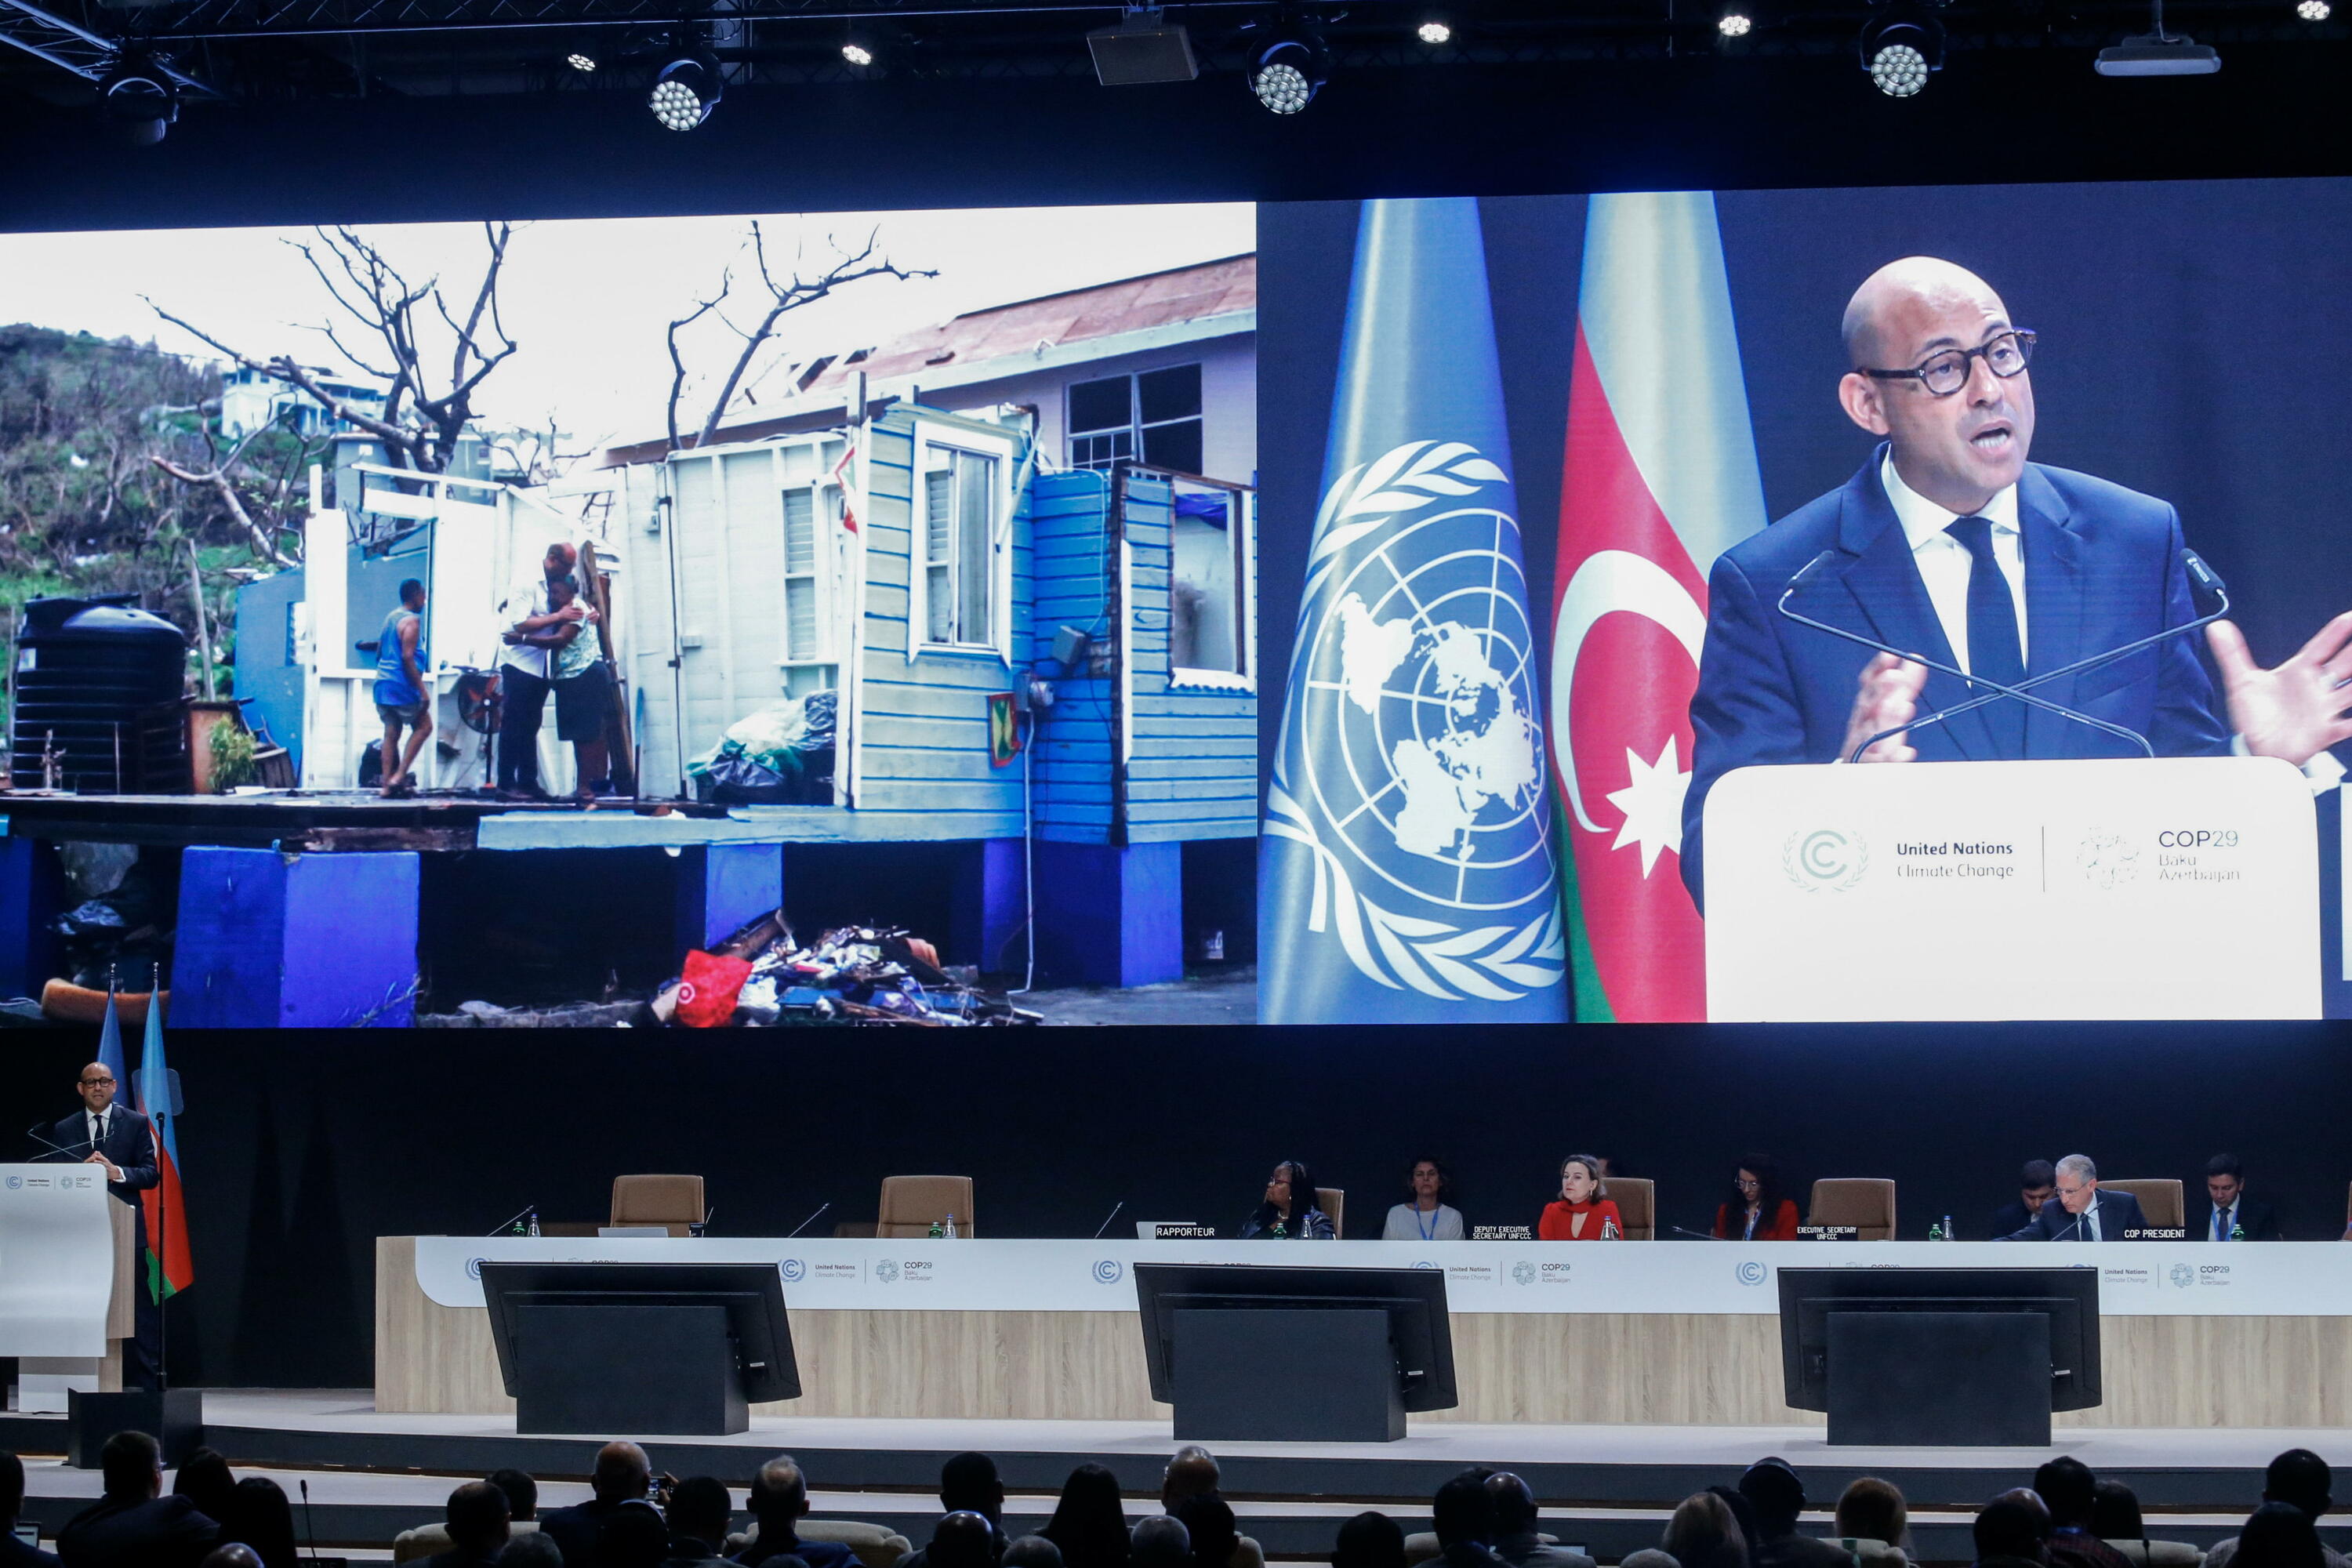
735, 1456, 856, 1568
2, 1450, 61, 1568
2202, 1153, 2286, 1241
1989, 1160, 2059, 1241
423, 1483, 510, 1568
1682, 256, 2352, 906
56, 1431, 217, 1568
1735, 1459, 1853, 1568
539, 1443, 655, 1567
2004, 1155, 2147, 1241
45, 1065, 162, 1388
1486, 1472, 1595, 1568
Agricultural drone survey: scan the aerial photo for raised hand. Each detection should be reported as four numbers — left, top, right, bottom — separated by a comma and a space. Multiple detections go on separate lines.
2207, 613, 2352, 768
1839, 651, 1930, 763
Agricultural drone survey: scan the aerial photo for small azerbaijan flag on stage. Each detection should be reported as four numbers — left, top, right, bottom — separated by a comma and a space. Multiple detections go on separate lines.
132, 991, 194, 1301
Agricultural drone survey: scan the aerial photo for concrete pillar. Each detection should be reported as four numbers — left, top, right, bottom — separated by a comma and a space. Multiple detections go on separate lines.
172, 847, 420, 1027
1033, 840, 1182, 989
953, 839, 1028, 974
673, 842, 784, 956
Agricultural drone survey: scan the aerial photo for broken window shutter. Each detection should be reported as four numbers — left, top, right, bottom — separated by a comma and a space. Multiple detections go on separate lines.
925, 466, 954, 643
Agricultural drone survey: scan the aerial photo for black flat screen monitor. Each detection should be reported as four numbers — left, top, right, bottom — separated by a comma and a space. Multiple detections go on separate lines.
1133, 1261, 1457, 1412
1777, 1266, 2101, 1413
478, 1260, 800, 1403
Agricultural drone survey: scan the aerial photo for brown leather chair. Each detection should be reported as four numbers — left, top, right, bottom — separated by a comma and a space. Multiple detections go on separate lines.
1316, 1187, 1346, 1238
1808, 1178, 1896, 1240
609, 1174, 703, 1236
2101, 1178, 2184, 1230
1606, 1177, 1656, 1240
878, 1175, 975, 1237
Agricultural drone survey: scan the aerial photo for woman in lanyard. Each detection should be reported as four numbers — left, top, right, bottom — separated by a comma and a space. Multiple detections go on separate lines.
1713, 1152, 1801, 1240
1381, 1157, 1465, 1241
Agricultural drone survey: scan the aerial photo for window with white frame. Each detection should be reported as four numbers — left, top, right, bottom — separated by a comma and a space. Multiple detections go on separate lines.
920, 443, 1001, 650
1068, 364, 1204, 475
1169, 481, 1253, 686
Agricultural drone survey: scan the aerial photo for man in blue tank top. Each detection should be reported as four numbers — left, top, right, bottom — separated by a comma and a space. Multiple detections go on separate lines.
373, 578, 432, 797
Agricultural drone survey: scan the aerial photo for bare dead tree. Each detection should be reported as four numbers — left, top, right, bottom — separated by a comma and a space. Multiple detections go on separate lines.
148, 222, 520, 476
148, 419, 316, 568
665, 222, 935, 453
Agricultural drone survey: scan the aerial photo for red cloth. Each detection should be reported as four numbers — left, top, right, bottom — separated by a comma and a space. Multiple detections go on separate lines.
1714, 1198, 1802, 1240
674, 950, 754, 1027
1538, 1198, 1624, 1240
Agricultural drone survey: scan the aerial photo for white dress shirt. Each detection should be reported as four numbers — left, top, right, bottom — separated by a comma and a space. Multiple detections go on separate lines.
1879, 452, 2027, 675
497, 576, 557, 681
2082, 1199, 2102, 1243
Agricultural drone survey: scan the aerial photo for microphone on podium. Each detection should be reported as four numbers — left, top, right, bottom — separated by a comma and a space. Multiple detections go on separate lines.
25, 1122, 93, 1161
1668, 1224, 1724, 1240
1777, 550, 2154, 760
783, 1202, 830, 1239
1849, 548, 2234, 761
1092, 1200, 1127, 1240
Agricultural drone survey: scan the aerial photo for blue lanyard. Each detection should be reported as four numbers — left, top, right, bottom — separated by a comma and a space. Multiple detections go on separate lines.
1416, 1203, 1440, 1240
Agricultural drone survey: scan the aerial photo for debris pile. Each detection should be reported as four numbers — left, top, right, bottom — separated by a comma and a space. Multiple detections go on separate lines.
655, 910, 1038, 1027
688, 690, 837, 805
50, 858, 174, 990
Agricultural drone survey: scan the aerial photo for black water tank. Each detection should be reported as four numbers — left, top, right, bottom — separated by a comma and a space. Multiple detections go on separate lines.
12, 596, 187, 792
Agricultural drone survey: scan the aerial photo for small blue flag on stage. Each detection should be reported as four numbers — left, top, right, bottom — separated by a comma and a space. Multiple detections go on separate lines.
1260, 198, 1570, 1025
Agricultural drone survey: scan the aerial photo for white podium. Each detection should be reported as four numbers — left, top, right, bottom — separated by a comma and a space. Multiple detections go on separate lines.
0, 1163, 135, 1411
1703, 756, 2321, 1022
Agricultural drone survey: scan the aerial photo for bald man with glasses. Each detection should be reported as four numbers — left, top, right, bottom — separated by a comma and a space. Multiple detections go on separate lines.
1682, 256, 2352, 907
42, 1064, 162, 1386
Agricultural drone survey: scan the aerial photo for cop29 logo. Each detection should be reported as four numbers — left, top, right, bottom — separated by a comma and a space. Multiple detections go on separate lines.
875, 1258, 901, 1284
1511, 1261, 1537, 1286
1093, 1259, 1123, 1284
780, 1258, 806, 1283
1784, 829, 1867, 892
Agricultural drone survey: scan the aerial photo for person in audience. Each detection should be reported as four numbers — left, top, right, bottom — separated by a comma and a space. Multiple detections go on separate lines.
1621, 1553, 1680, 1568
488, 1471, 539, 1525
220, 1479, 298, 1568
1240, 1162, 1334, 1240
1430, 1470, 1506, 1568
1736, 1460, 1848, 1568
199, 1551, 261, 1568
539, 1442, 653, 1567
2034, 1460, 2129, 1568
1485, 1473, 1592, 1568
602, 1506, 676, 1568
1991, 1162, 2060, 1240
1833, 1479, 1908, 1558
2203, 1156, 2284, 1242
1174, 1497, 1239, 1568
1538, 1156, 1623, 1241
1976, 1492, 2053, 1568
1159, 1450, 1264, 1568
928, 1514, 1003, 1568
662, 1478, 734, 1568
1715, 1159, 1800, 1242
1043, 1464, 1129, 1568
1331, 1513, 1406, 1568
2202, 1452, 2350, 1568
172, 1451, 239, 1534
2002, 1156, 2147, 1242
1661, 1493, 1746, 1568
2092, 1482, 2159, 1568
1708, 1489, 1766, 1567
2, 1451, 61, 1568
2232, 1506, 2326, 1568
895, 1455, 1009, 1568
424, 1483, 511, 1568
499, 1538, 564, 1568
738, 1455, 856, 1568
58, 1430, 220, 1568
1006, 1541, 1065, 1568
1384, 1159, 1467, 1241
1133, 1519, 1192, 1568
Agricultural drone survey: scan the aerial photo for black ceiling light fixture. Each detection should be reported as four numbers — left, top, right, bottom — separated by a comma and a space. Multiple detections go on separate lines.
98, 45, 178, 144
1242, 11, 1331, 114
648, 31, 724, 129
1857, 0, 1946, 95
2095, 0, 2221, 73
1087, 6, 1198, 83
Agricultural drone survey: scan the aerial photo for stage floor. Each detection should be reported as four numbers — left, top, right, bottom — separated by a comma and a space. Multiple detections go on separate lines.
5, 1390, 2346, 1562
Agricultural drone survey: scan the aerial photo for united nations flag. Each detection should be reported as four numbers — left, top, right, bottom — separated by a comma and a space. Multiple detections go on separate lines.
1261, 198, 1569, 1024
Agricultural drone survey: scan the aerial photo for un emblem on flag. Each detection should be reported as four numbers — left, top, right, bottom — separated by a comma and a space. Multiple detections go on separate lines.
1267, 441, 1566, 1004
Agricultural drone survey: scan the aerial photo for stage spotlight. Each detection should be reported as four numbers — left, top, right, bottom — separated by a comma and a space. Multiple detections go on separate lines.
2296, 0, 2328, 18
842, 39, 874, 64
1718, 11, 1753, 34
1858, 2, 1943, 94
1244, 16, 1330, 113
1417, 17, 1452, 43
98, 49, 178, 144
565, 50, 597, 71
649, 38, 723, 129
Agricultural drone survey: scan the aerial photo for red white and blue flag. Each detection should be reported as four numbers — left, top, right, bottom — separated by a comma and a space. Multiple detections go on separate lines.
132, 994, 194, 1301
1549, 192, 1768, 1022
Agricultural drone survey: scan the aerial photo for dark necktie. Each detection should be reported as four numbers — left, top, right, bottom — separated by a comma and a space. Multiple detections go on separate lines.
1947, 516, 2026, 759
92, 1112, 104, 1149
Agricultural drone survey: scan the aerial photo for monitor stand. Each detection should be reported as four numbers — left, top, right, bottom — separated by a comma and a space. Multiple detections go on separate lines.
1171, 1308, 1406, 1443
1827, 1310, 2052, 1446
514, 1302, 747, 1435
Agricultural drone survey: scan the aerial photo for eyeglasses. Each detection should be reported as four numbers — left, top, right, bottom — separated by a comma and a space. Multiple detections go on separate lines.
1861, 328, 2037, 397
80, 1076, 115, 1086
1734, 1178, 1761, 1191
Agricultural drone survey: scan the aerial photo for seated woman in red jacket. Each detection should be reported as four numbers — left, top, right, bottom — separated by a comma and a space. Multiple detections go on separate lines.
1538, 1154, 1623, 1240
1713, 1152, 1801, 1240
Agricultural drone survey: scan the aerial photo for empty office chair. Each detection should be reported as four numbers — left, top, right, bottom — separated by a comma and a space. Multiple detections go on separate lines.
878, 1174, 976, 1237
1808, 1178, 1896, 1240
1607, 1177, 1656, 1240
610, 1174, 704, 1236
2100, 1179, 2184, 1231
1316, 1187, 1346, 1238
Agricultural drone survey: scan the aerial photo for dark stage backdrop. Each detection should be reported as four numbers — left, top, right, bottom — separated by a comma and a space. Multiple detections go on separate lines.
7, 1023, 2352, 1388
